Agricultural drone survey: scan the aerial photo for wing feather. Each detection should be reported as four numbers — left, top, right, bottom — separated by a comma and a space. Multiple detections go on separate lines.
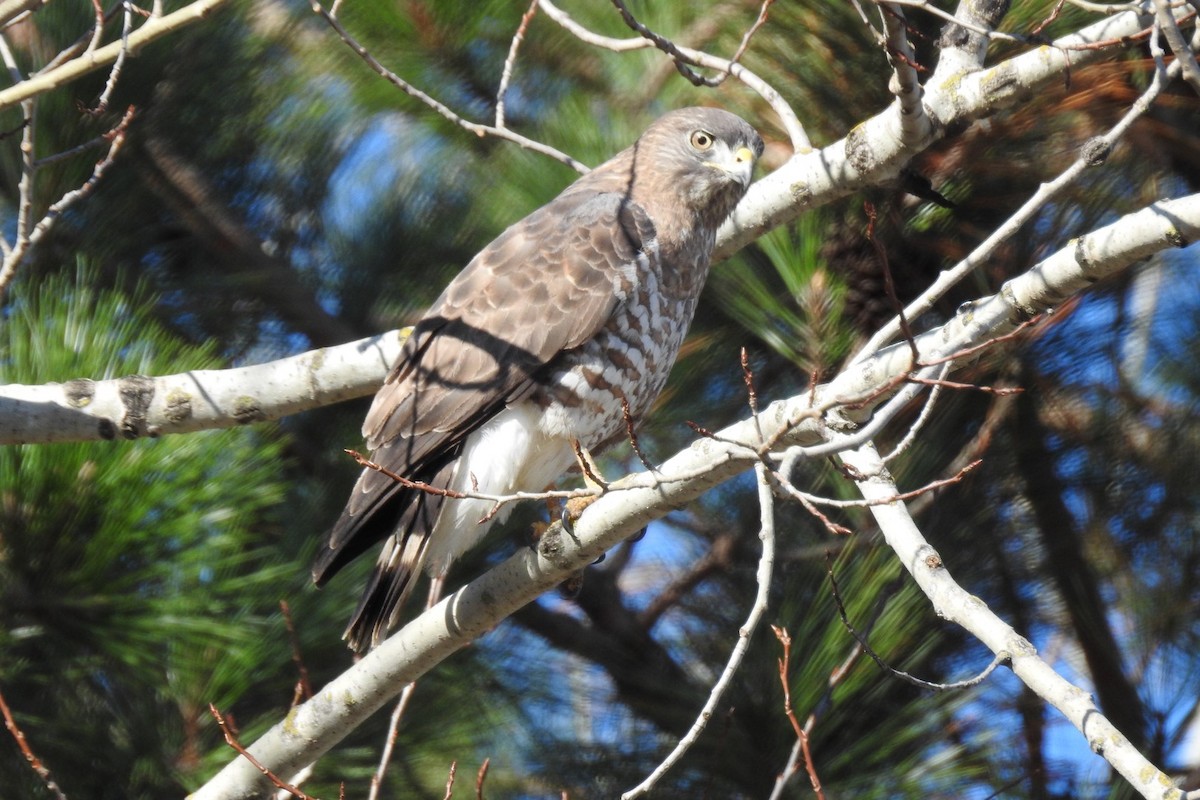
365, 190, 650, 448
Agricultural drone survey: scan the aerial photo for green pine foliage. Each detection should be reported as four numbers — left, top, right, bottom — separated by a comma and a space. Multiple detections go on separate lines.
0, 266, 292, 795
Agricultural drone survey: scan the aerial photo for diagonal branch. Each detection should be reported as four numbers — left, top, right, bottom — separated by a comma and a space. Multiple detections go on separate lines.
838, 442, 1169, 799
192, 192, 1200, 800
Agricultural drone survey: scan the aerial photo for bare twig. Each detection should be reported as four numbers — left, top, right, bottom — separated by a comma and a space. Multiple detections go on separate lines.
279, 601, 312, 706
538, 0, 810, 151
312, 1, 587, 173
877, 3, 931, 146
619, 395, 657, 473
350, 448, 586, 506
769, 572, 902, 800
0, 684, 68, 800
0, 0, 232, 113
864, 201, 918, 364
882, 362, 950, 461
885, 0, 1031, 44
607, 0, 726, 87
210, 704, 313, 800
89, 0, 134, 114
778, 458, 982, 512
622, 462, 777, 799
791, 488, 855, 537
827, 562, 1005, 690
369, 581, 444, 800
907, 375, 1023, 395
496, 0, 539, 128
771, 626, 825, 800
475, 757, 490, 799
741, 346, 765, 444
729, 0, 776, 67
0, 105, 136, 303
1153, 0, 1200, 93
443, 761, 457, 800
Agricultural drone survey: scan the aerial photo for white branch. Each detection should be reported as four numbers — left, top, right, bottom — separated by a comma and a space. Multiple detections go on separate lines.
622, 461, 777, 799
839, 443, 1179, 800
717, 2, 1168, 259
0, 330, 408, 444
193, 192, 1200, 799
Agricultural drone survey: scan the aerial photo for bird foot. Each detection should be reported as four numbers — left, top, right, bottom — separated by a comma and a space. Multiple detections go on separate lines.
560, 493, 601, 537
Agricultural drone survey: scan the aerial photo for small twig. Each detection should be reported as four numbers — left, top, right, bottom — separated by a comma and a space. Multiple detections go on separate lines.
495, 0, 538, 128
886, 0, 1032, 44
788, 482, 854, 536
907, 375, 1023, 395
370, 685, 418, 800
475, 757, 490, 800
1030, 0, 1068, 38
370, 580, 445, 800
0, 104, 136, 304
349, 448, 598, 506
89, 0, 133, 114
741, 347, 764, 443
348, 449, 470, 499
849, 50, 1183, 365
770, 626, 825, 800
1153, 0, 1200, 94
538, 0, 810, 151
0, 684, 68, 800
728, 0, 776, 67
608, 0, 722, 87
209, 704, 313, 800
619, 395, 657, 473
780, 459, 982, 511
769, 573, 900, 800
622, 462, 777, 799
864, 201, 918, 365
443, 761, 457, 800
33, 132, 114, 167
86, 0, 106, 54
882, 362, 950, 461
279, 601, 312, 705
570, 440, 610, 491
917, 315, 1045, 367
877, 4, 931, 146
826, 565, 1005, 690
312, 1, 587, 173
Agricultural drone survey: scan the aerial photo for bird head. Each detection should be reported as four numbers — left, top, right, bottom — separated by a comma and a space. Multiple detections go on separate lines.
632, 107, 764, 229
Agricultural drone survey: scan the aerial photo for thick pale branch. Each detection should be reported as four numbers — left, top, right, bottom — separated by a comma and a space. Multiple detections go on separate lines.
839, 443, 1179, 800
716, 2, 1168, 258
0, 330, 408, 445
193, 194, 1200, 799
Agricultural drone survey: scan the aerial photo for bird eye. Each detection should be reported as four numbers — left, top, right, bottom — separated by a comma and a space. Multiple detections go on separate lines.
690, 130, 714, 151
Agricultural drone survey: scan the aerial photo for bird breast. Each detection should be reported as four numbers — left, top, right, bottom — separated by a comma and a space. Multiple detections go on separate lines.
532, 243, 708, 450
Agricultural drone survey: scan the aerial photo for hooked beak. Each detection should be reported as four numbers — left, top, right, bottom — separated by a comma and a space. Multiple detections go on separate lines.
704, 142, 757, 188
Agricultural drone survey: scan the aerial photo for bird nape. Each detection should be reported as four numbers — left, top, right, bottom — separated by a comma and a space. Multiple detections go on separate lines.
314, 107, 763, 652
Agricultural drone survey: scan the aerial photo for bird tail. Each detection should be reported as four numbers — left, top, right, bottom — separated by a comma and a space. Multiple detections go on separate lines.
314, 456, 456, 653
342, 525, 431, 652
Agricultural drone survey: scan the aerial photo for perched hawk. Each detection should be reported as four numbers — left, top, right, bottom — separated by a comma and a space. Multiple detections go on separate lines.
315, 107, 763, 651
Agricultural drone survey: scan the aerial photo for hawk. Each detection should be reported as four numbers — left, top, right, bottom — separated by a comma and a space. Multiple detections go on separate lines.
315, 107, 763, 651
